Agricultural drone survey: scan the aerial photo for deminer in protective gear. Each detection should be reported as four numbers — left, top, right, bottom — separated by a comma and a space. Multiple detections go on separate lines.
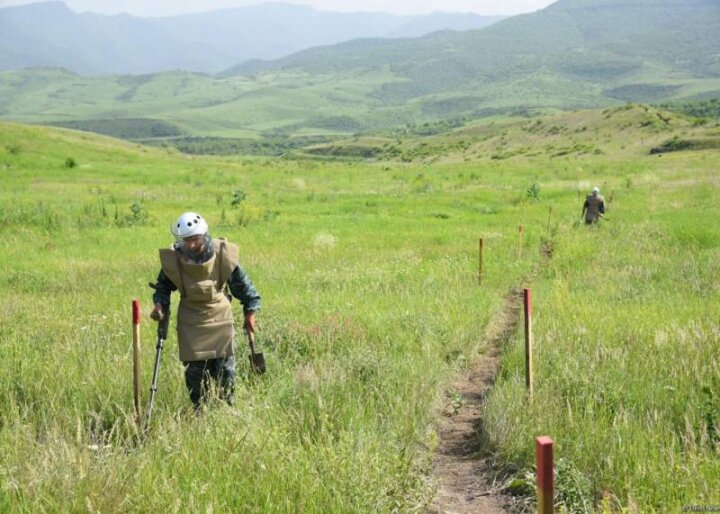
150, 211, 261, 411
582, 186, 605, 225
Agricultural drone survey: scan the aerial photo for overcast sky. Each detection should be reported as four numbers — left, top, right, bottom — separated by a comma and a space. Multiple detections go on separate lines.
0, 0, 557, 17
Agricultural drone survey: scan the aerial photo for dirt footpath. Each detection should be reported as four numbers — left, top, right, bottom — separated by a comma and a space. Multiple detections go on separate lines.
428, 289, 523, 514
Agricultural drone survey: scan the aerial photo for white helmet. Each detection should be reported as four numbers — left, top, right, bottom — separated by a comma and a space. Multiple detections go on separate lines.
592, 187, 600, 194
170, 211, 208, 240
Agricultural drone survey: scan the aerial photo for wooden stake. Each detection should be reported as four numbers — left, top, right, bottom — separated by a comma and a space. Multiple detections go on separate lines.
524, 288, 533, 397
546, 206, 552, 237
536, 436, 554, 514
132, 299, 141, 424
518, 224, 523, 259
478, 238, 484, 286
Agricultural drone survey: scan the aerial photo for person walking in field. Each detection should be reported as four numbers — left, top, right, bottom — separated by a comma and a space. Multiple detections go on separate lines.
150, 211, 261, 411
582, 186, 605, 225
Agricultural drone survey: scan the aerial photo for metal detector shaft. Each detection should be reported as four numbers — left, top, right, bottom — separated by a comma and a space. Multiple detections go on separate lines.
145, 309, 169, 430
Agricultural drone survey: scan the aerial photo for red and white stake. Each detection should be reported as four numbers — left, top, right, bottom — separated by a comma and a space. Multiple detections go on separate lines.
132, 299, 141, 423
535, 436, 554, 514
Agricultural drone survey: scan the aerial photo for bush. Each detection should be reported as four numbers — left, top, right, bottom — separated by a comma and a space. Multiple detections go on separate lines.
649, 136, 720, 154
231, 190, 247, 208
115, 201, 148, 227
527, 183, 541, 201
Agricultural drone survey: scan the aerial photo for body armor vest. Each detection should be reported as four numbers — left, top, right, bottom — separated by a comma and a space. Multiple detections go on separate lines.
585, 194, 605, 222
159, 239, 239, 362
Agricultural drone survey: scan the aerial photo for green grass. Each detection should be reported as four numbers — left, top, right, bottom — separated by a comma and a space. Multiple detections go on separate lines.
1, 114, 719, 512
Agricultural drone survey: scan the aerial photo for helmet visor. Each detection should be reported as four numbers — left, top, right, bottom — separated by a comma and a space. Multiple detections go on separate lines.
177, 233, 214, 263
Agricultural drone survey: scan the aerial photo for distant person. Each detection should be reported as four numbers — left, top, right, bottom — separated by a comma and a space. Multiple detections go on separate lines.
582, 187, 605, 225
150, 211, 261, 412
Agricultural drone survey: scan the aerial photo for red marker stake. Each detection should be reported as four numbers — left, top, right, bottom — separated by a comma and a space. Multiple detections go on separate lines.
132, 300, 141, 424
536, 436, 554, 514
524, 288, 533, 397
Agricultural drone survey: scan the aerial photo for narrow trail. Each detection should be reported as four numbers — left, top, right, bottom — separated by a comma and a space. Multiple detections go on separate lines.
428, 288, 524, 514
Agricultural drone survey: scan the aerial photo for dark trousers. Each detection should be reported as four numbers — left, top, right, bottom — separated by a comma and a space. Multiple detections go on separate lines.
183, 355, 236, 410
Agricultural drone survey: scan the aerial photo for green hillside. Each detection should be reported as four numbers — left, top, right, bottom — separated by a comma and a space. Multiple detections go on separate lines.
0, 66, 411, 141
300, 104, 720, 163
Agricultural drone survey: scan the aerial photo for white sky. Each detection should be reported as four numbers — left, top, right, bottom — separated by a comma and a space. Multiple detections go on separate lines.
0, 0, 557, 17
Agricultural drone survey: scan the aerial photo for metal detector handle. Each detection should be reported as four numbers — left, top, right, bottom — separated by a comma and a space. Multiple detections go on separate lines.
157, 308, 170, 340
148, 282, 171, 340
144, 281, 170, 432
145, 318, 168, 432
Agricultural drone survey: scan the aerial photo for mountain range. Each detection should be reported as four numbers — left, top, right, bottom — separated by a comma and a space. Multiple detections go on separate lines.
0, 1, 505, 75
0, 0, 718, 143
226, 0, 720, 97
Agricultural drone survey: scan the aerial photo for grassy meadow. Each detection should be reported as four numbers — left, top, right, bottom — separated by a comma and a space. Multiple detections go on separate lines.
1, 121, 535, 512
1, 108, 719, 512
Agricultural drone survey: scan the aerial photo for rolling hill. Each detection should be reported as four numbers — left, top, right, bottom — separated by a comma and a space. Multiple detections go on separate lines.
298, 103, 720, 163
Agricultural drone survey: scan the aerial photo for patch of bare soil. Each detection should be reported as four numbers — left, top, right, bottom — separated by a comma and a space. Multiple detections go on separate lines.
427, 289, 523, 514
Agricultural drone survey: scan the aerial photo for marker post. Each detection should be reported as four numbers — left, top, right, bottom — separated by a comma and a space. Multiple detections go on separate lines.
132, 300, 141, 423
536, 436, 554, 514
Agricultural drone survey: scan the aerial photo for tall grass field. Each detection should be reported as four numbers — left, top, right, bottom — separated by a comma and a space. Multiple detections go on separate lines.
0, 113, 718, 512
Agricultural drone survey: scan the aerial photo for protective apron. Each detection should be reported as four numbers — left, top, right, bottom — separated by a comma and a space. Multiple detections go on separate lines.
159, 239, 239, 362
585, 194, 605, 222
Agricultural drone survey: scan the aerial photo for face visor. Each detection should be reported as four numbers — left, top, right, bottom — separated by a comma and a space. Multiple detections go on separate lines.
176, 233, 214, 263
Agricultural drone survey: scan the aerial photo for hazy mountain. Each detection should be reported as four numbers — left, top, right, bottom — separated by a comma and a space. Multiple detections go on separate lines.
0, 2, 215, 75
384, 12, 506, 38
0, 1, 505, 75
224, 0, 720, 86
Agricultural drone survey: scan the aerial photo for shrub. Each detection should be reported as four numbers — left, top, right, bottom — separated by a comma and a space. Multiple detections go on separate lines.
231, 190, 247, 208
527, 183, 541, 201
115, 201, 148, 227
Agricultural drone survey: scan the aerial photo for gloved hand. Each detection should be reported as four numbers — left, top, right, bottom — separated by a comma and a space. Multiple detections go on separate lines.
150, 303, 164, 322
